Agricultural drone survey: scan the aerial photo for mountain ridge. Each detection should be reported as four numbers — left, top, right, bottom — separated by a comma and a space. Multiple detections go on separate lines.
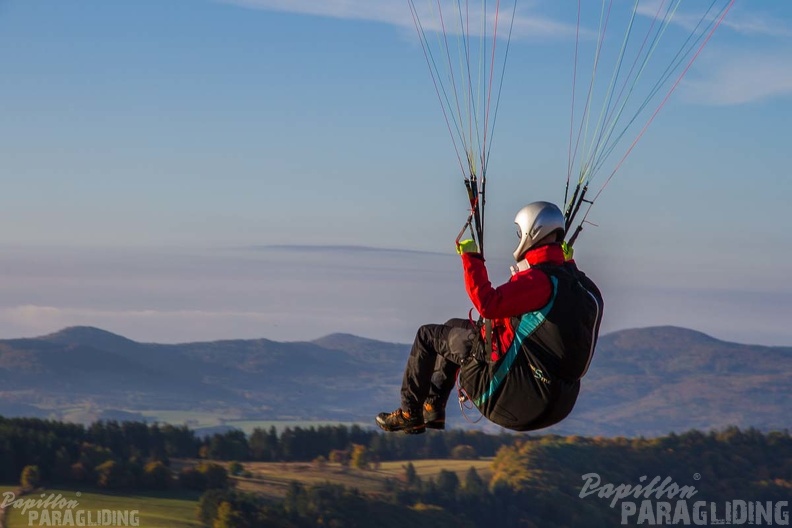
0, 325, 789, 436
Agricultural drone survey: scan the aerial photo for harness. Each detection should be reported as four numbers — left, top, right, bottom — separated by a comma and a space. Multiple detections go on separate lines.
457, 262, 603, 431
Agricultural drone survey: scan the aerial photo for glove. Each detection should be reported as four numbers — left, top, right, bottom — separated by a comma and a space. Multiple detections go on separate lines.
456, 239, 478, 255
561, 241, 574, 261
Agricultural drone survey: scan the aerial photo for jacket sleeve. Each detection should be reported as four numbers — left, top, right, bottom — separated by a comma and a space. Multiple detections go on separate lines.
461, 253, 552, 319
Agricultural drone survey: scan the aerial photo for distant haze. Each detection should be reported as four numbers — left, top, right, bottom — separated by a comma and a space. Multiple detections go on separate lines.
0, 245, 790, 346
0, 1, 790, 346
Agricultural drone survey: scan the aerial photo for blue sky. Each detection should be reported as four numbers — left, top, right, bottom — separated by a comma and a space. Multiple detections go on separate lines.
0, 1, 790, 345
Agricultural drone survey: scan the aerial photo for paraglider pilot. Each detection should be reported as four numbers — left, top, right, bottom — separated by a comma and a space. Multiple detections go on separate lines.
376, 202, 604, 433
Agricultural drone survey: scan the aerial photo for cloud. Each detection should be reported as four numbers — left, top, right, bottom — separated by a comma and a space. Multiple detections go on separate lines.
601, 2, 792, 106
219, 0, 579, 39
221, 0, 410, 26
682, 51, 792, 105
635, 1, 792, 38
719, 11, 792, 38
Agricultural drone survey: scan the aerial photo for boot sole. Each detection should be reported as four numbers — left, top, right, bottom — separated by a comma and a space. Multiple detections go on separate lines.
375, 417, 426, 435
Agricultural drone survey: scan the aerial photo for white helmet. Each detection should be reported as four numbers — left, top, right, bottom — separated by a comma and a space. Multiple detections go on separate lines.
513, 202, 565, 261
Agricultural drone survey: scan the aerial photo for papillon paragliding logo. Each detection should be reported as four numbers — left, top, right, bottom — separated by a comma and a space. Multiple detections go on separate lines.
579, 473, 790, 526
1, 491, 140, 527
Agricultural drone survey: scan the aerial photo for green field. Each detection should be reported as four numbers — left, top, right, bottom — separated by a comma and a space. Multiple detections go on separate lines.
3, 489, 201, 528
234, 458, 494, 498
2, 460, 491, 526
220, 420, 369, 435
376, 459, 493, 480
25, 406, 373, 435
132, 410, 367, 435
136, 410, 239, 428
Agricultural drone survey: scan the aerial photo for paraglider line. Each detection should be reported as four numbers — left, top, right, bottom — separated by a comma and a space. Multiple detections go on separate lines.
408, 0, 468, 176
566, 0, 583, 203
484, 0, 518, 172
570, 0, 614, 187
573, 0, 736, 243
597, 0, 734, 201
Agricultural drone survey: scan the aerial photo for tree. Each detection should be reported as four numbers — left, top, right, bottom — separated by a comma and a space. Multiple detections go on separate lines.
489, 444, 531, 492
249, 427, 278, 461
437, 469, 460, 498
208, 431, 249, 461
20, 465, 40, 490
0, 443, 15, 483
52, 447, 73, 483
70, 462, 89, 483
450, 444, 478, 460
125, 457, 145, 489
312, 455, 327, 471
179, 466, 207, 491
96, 460, 125, 490
350, 444, 370, 470
213, 501, 248, 528
227, 461, 243, 476
143, 461, 172, 490
198, 489, 233, 527
79, 443, 114, 472
463, 467, 487, 495
404, 462, 421, 489
328, 449, 350, 467
199, 463, 230, 490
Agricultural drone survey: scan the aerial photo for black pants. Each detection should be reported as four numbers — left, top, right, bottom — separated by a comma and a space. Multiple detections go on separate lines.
400, 318, 477, 413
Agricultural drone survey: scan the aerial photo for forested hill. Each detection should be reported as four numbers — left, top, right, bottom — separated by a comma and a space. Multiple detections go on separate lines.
0, 325, 789, 436
1, 417, 788, 528
564, 326, 791, 435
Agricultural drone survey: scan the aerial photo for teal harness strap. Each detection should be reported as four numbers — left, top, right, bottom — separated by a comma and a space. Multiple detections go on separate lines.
474, 277, 558, 407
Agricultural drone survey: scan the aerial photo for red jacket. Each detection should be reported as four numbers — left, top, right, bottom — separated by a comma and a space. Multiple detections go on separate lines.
461, 244, 567, 361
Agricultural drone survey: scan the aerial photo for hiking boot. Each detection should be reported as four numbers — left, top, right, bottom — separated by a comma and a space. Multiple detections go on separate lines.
423, 402, 445, 430
375, 408, 425, 434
